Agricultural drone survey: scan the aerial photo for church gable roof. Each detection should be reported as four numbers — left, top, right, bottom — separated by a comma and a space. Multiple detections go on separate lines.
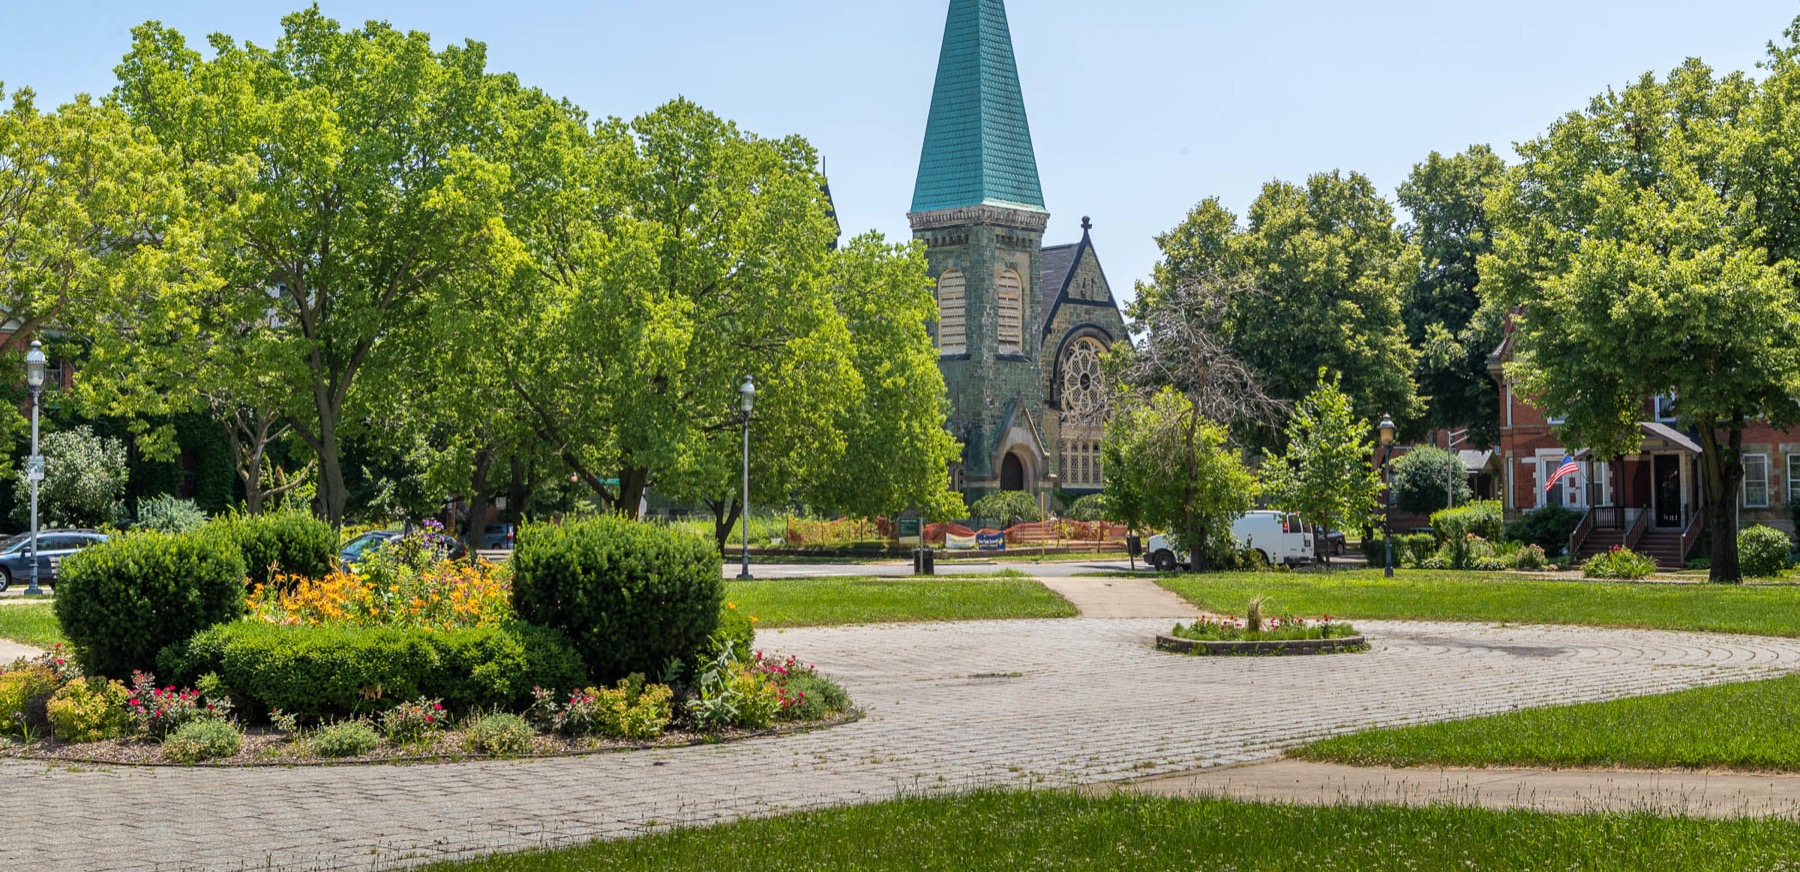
1039, 219, 1121, 333
911, 0, 1046, 214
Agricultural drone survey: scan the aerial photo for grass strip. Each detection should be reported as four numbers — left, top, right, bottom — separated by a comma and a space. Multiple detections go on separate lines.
1296, 673, 1800, 771
1158, 569, 1800, 637
725, 577, 1076, 627
0, 602, 62, 650
425, 788, 1800, 871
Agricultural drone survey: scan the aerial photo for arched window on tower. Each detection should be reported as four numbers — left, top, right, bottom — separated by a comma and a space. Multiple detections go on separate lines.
1059, 337, 1107, 489
936, 270, 966, 355
996, 270, 1023, 354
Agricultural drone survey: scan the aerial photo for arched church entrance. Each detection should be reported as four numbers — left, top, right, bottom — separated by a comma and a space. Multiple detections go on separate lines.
1000, 452, 1026, 492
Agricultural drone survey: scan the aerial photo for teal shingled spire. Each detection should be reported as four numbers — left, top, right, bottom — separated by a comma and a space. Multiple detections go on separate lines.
911, 0, 1046, 214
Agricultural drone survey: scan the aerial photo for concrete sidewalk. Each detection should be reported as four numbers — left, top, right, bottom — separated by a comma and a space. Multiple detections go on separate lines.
1126, 758, 1800, 819
0, 638, 43, 661
1032, 575, 1202, 619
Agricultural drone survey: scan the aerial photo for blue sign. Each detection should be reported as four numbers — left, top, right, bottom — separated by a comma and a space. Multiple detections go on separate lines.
976, 532, 1006, 551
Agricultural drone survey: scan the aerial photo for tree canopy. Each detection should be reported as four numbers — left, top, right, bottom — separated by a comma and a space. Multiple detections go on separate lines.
1263, 370, 1383, 548
1102, 388, 1256, 571
1481, 54, 1800, 582
1136, 173, 1421, 445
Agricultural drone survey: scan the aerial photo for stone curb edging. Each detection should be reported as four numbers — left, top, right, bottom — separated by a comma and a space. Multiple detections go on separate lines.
1154, 634, 1368, 656
0, 709, 865, 770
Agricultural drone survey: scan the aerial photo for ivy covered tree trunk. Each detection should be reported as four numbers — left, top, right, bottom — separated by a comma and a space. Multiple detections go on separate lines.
707, 496, 742, 557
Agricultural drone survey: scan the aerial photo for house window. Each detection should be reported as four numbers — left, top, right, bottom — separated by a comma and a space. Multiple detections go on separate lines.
1061, 438, 1103, 488
1788, 454, 1800, 506
936, 270, 966, 355
996, 270, 1023, 355
1744, 453, 1770, 508
1654, 395, 1678, 423
1538, 455, 1607, 509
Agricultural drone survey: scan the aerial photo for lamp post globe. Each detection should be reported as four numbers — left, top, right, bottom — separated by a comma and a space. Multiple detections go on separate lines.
23, 340, 46, 597
737, 377, 756, 580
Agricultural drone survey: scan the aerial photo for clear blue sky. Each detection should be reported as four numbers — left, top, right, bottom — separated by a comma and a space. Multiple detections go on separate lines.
4, 1, 1797, 303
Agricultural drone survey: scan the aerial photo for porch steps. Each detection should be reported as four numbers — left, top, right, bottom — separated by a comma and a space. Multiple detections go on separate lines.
1576, 529, 1686, 570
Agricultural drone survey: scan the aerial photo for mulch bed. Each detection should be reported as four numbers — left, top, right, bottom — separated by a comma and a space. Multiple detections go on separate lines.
0, 709, 861, 768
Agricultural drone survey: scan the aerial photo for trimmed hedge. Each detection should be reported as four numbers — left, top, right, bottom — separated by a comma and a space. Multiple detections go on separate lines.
1504, 506, 1583, 558
1431, 501, 1503, 544
55, 530, 246, 680
211, 511, 337, 588
160, 622, 587, 720
512, 517, 724, 681
1360, 534, 1436, 568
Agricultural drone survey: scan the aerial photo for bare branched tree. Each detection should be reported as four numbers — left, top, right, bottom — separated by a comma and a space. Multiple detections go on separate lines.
1109, 272, 1287, 431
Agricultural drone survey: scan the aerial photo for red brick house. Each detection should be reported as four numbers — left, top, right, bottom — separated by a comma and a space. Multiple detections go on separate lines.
1488, 327, 1795, 568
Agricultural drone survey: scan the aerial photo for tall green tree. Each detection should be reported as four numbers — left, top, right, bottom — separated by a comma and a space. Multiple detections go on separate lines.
1102, 388, 1256, 572
111, 7, 519, 526
1397, 146, 1507, 446
1137, 173, 1421, 445
479, 96, 859, 549
1481, 56, 1800, 583
1263, 370, 1382, 559
805, 233, 965, 523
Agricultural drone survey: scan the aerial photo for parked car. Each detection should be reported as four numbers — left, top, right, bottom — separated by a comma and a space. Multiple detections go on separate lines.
339, 530, 403, 567
0, 529, 109, 591
1144, 511, 1316, 571
338, 529, 468, 568
479, 524, 516, 550
1318, 530, 1347, 558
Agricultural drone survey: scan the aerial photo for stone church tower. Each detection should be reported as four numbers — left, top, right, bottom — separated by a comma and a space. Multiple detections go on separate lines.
911, 0, 1128, 504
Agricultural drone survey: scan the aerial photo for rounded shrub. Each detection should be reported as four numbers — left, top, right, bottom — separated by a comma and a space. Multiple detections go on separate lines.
55, 530, 246, 680
210, 511, 337, 589
46, 677, 132, 743
1503, 506, 1584, 557
464, 712, 534, 757
0, 664, 59, 738
1739, 524, 1791, 579
161, 622, 586, 720
1582, 546, 1657, 580
161, 718, 242, 763
1391, 446, 1474, 515
512, 517, 723, 682
310, 720, 381, 758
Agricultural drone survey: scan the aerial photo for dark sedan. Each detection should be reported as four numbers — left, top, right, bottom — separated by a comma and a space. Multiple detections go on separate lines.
339, 529, 468, 568
0, 530, 109, 591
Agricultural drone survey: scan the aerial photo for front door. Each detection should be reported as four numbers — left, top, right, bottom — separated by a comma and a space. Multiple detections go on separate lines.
1000, 453, 1025, 491
1653, 455, 1683, 528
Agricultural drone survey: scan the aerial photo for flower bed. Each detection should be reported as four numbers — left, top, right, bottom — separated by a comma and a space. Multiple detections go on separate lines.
1156, 599, 1366, 656
0, 644, 856, 766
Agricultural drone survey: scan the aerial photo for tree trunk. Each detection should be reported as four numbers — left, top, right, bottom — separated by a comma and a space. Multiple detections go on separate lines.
507, 458, 528, 526
462, 449, 495, 553
1697, 422, 1745, 583
317, 421, 347, 528
619, 466, 650, 519
708, 496, 742, 556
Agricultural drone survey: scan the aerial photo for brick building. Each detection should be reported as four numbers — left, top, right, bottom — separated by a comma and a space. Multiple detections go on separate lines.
911, 0, 1128, 502
1488, 323, 1794, 567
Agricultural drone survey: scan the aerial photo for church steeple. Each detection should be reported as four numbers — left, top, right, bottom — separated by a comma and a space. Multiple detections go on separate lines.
911, 0, 1045, 215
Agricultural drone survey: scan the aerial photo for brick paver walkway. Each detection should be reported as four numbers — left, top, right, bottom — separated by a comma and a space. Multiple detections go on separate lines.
9, 618, 1800, 871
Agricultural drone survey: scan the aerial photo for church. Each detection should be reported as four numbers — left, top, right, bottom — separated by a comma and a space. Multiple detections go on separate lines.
910, 0, 1129, 503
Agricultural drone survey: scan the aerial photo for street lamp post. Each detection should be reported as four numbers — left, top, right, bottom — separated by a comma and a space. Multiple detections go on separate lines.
737, 377, 756, 581
1041, 472, 1059, 560
24, 340, 47, 597
1378, 413, 1397, 579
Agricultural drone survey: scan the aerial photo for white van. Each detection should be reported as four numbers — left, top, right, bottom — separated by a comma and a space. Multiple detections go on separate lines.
1144, 511, 1315, 571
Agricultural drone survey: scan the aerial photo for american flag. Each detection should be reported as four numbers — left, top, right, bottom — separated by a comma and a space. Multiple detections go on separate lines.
1545, 454, 1581, 492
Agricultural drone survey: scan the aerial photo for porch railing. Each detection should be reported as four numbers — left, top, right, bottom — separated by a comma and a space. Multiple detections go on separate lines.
1624, 506, 1650, 552
1567, 508, 1596, 562
1680, 509, 1705, 565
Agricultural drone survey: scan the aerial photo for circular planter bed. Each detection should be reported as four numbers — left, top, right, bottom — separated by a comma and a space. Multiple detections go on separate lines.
1155, 634, 1367, 656
0, 709, 863, 768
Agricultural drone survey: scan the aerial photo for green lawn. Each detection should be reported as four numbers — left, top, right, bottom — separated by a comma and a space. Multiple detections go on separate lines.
1296, 673, 1800, 772
0, 602, 63, 650
1158, 569, 1800, 637
726, 576, 1076, 627
424, 788, 1800, 871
